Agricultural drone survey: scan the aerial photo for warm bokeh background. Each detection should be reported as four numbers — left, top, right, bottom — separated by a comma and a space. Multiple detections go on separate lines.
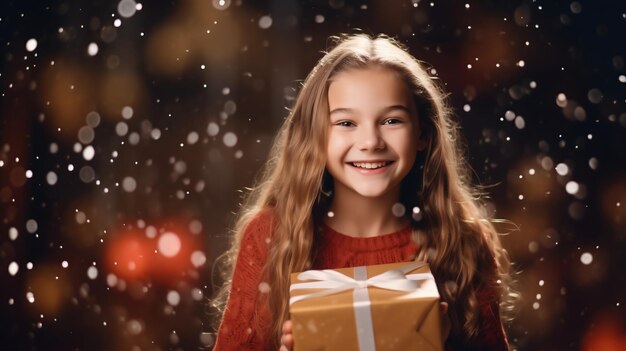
1, 0, 625, 350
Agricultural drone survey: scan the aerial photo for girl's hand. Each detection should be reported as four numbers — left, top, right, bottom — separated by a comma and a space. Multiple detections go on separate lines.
279, 320, 294, 351
440, 302, 451, 341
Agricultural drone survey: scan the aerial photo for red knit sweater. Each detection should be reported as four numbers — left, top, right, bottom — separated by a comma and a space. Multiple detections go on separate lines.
213, 210, 509, 350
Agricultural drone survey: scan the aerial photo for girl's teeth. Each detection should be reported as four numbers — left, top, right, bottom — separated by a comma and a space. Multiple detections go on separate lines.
352, 162, 387, 169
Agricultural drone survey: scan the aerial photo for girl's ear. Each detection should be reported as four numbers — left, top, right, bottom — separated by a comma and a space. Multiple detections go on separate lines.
414, 131, 428, 152
416, 137, 427, 152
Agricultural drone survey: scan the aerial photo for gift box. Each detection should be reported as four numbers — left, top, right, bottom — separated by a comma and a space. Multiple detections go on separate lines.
289, 261, 443, 351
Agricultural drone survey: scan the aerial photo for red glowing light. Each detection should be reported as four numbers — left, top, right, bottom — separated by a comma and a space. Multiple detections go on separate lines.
104, 219, 202, 284
105, 229, 150, 280
582, 311, 626, 351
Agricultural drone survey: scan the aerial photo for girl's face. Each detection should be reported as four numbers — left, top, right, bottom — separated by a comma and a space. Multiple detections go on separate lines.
326, 65, 424, 201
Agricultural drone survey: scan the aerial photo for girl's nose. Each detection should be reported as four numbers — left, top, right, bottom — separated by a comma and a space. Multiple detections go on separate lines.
357, 125, 385, 151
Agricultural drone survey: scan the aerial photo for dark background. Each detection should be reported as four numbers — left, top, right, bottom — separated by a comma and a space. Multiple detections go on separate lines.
1, 0, 625, 350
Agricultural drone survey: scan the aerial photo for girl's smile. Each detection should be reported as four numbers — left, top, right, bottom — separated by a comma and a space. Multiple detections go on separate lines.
347, 160, 394, 175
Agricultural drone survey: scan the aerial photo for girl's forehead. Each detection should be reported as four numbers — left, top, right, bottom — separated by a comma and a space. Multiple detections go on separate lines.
327, 66, 415, 110
330, 64, 406, 83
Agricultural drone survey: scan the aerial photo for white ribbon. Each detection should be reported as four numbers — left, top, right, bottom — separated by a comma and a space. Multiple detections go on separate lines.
289, 261, 434, 350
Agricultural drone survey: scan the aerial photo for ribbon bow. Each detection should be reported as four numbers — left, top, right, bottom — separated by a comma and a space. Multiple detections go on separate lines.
289, 261, 433, 305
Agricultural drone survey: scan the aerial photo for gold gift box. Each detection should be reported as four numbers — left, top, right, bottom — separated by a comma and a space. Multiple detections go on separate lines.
289, 261, 444, 351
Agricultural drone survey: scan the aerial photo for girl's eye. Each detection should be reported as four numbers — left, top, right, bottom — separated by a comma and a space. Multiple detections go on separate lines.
383, 118, 403, 125
336, 121, 355, 127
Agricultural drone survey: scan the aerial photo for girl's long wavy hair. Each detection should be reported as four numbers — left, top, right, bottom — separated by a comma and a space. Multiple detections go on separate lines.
212, 33, 516, 349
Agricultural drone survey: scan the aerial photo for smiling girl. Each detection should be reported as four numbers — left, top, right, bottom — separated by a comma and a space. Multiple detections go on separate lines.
212, 34, 515, 350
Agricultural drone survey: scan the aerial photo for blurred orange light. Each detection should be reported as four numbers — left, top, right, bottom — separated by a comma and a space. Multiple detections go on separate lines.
582, 311, 626, 351
27, 265, 67, 316
105, 220, 202, 284
106, 229, 150, 280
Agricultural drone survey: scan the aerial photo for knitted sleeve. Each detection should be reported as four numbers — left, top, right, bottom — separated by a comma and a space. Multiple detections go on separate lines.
474, 285, 509, 351
213, 210, 274, 351
468, 236, 510, 350
445, 284, 509, 351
